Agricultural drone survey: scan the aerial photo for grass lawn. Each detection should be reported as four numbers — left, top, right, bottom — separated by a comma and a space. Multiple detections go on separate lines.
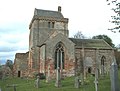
0, 69, 120, 91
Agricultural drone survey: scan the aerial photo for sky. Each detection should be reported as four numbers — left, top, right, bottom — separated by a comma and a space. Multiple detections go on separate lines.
0, 0, 120, 64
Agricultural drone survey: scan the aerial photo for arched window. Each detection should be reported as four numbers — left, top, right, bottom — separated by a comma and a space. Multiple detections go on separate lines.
55, 42, 64, 69
101, 56, 106, 75
101, 56, 106, 66
52, 22, 55, 28
48, 22, 50, 28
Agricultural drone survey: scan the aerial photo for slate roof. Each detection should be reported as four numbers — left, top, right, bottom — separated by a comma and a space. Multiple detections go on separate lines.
34, 8, 64, 18
69, 38, 113, 49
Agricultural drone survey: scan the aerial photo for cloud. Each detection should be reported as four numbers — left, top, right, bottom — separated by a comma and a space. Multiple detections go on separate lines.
0, 22, 29, 64
0, 0, 120, 65
0, 51, 15, 64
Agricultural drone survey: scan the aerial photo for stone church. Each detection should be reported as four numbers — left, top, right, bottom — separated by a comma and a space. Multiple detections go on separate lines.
14, 6, 114, 79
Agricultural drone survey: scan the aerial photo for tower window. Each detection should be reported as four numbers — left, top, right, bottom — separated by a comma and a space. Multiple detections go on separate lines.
48, 22, 50, 28
52, 22, 55, 28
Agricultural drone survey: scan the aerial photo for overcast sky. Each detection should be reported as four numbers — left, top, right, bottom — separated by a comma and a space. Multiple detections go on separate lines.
0, 0, 119, 64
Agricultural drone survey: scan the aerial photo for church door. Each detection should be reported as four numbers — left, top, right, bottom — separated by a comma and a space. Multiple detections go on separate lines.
18, 71, 21, 77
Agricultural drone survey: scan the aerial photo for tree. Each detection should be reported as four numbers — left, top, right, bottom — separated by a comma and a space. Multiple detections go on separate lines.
5, 59, 13, 70
92, 34, 115, 47
74, 31, 86, 39
106, 0, 120, 33
116, 44, 120, 48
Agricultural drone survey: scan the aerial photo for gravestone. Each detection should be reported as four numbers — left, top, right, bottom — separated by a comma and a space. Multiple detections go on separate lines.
94, 77, 98, 91
6, 84, 17, 91
74, 76, 80, 88
35, 76, 40, 88
80, 73, 84, 85
46, 65, 50, 83
110, 60, 120, 91
55, 67, 61, 87
0, 88, 1, 91
94, 68, 98, 91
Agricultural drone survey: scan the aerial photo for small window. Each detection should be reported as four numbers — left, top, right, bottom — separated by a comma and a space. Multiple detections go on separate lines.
101, 56, 106, 66
52, 22, 55, 28
48, 22, 50, 28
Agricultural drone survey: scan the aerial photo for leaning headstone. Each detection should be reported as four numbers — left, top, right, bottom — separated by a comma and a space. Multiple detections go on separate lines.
74, 76, 80, 88
35, 76, 40, 88
55, 67, 61, 87
110, 60, 120, 91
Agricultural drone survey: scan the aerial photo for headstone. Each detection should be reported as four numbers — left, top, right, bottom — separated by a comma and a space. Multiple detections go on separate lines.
55, 67, 61, 87
46, 65, 50, 83
94, 77, 98, 91
94, 68, 98, 91
80, 73, 84, 85
35, 76, 40, 88
110, 60, 120, 91
13, 84, 16, 91
84, 70, 87, 80
0, 88, 1, 91
6, 84, 17, 91
96, 68, 99, 80
74, 76, 80, 88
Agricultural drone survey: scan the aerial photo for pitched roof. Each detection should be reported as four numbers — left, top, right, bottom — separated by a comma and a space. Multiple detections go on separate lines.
69, 38, 113, 49
34, 8, 64, 18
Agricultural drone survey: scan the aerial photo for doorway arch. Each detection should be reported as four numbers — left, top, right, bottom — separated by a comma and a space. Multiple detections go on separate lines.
88, 67, 92, 73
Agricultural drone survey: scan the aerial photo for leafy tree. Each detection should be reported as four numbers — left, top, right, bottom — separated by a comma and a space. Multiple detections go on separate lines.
106, 0, 120, 33
5, 59, 13, 70
92, 34, 115, 47
74, 31, 86, 39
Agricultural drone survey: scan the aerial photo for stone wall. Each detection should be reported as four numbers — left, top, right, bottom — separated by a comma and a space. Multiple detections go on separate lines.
75, 48, 114, 76
13, 52, 29, 77
38, 34, 75, 79
44, 55, 75, 79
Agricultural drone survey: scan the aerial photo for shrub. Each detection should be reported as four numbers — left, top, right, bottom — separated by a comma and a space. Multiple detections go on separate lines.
35, 73, 46, 79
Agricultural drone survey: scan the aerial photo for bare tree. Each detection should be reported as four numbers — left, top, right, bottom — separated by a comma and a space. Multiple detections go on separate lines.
116, 44, 120, 48
74, 31, 86, 39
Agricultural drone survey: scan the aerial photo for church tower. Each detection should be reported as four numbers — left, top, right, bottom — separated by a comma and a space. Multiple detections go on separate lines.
29, 6, 69, 48
28, 6, 75, 77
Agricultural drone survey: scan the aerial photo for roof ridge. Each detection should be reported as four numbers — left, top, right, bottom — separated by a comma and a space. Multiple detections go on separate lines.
69, 38, 103, 41
35, 8, 59, 13
69, 38, 113, 49
34, 8, 64, 18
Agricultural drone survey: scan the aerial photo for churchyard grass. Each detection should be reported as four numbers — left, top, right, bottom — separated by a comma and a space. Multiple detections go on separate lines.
0, 69, 120, 91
